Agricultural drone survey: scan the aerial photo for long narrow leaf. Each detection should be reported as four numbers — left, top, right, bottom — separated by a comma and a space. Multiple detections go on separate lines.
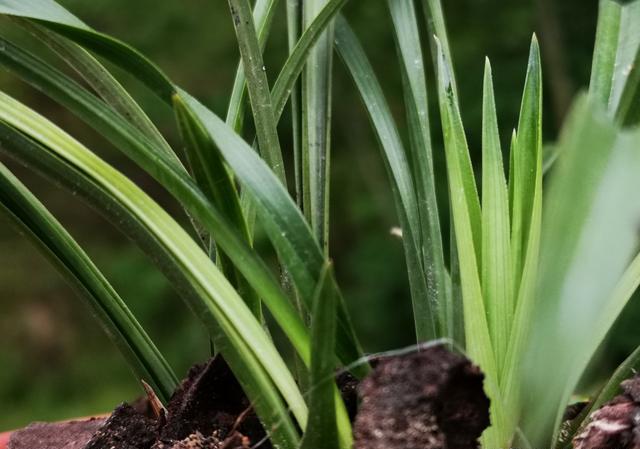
227, 0, 286, 184
301, 0, 334, 252
299, 263, 341, 449
481, 60, 512, 376
510, 37, 542, 300
523, 98, 640, 448
387, 0, 449, 340
435, 39, 506, 448
225, 0, 279, 133
334, 16, 438, 341
0, 160, 178, 402
589, 0, 622, 107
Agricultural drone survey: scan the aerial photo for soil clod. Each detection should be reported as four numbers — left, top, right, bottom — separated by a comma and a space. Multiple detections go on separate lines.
573, 374, 640, 449
353, 344, 490, 449
84, 403, 157, 449
8, 419, 105, 449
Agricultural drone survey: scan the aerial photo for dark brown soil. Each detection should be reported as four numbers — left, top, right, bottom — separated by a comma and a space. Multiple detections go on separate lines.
573, 374, 640, 449
353, 344, 490, 449
9, 419, 105, 449
83, 404, 157, 449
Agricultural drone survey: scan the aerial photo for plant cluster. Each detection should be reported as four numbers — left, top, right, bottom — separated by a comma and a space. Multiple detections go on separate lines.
1, 0, 640, 448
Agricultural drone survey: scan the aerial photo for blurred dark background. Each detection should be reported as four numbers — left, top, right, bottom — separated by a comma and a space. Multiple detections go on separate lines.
1, 0, 636, 430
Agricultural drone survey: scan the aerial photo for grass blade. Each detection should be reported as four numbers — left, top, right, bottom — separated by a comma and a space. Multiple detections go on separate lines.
510, 37, 542, 300
481, 59, 512, 376
286, 0, 303, 207
227, 0, 286, 184
589, 0, 622, 107
420, 0, 458, 95
0, 160, 178, 402
301, 0, 334, 252
179, 90, 366, 373
225, 0, 278, 132
387, 0, 449, 339
334, 16, 438, 341
609, 1, 640, 121
18, 20, 179, 165
434, 39, 506, 447
174, 101, 260, 318
299, 263, 345, 449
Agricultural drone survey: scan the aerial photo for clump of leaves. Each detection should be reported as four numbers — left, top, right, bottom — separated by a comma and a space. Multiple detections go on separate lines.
1, 0, 640, 448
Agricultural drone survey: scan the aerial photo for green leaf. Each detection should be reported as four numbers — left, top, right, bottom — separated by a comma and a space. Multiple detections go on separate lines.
481, 59, 512, 377
420, 0, 458, 96
0, 0, 366, 374
589, 0, 622, 107
299, 263, 343, 449
387, 0, 449, 340
334, 16, 438, 341
173, 99, 260, 318
510, 36, 542, 300
225, 0, 278, 133
522, 99, 640, 448
286, 0, 303, 208
178, 90, 366, 374
0, 37, 312, 367
227, 0, 286, 184
609, 1, 640, 122
434, 39, 506, 448
0, 158, 178, 402
0, 93, 306, 447
18, 20, 179, 165
301, 0, 334, 252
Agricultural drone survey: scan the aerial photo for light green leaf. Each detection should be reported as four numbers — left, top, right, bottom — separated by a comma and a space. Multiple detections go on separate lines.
589, 0, 622, 107
434, 39, 506, 448
481, 59, 512, 377
510, 36, 542, 300
523, 99, 640, 448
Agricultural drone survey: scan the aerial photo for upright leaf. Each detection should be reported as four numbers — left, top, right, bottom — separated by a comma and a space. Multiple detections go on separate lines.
334, 16, 437, 340
435, 40, 506, 448
299, 263, 342, 449
227, 0, 286, 184
523, 99, 640, 448
589, 0, 622, 107
481, 59, 512, 376
226, 0, 279, 133
301, 0, 334, 252
387, 0, 449, 339
510, 37, 542, 299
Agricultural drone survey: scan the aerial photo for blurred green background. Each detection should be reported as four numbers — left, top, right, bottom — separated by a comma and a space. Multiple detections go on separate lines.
1, 0, 637, 430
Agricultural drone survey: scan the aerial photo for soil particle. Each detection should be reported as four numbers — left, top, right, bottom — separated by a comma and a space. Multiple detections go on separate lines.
83, 403, 157, 449
151, 431, 249, 449
573, 374, 640, 449
353, 344, 490, 449
8, 418, 105, 449
336, 371, 359, 422
160, 356, 266, 445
